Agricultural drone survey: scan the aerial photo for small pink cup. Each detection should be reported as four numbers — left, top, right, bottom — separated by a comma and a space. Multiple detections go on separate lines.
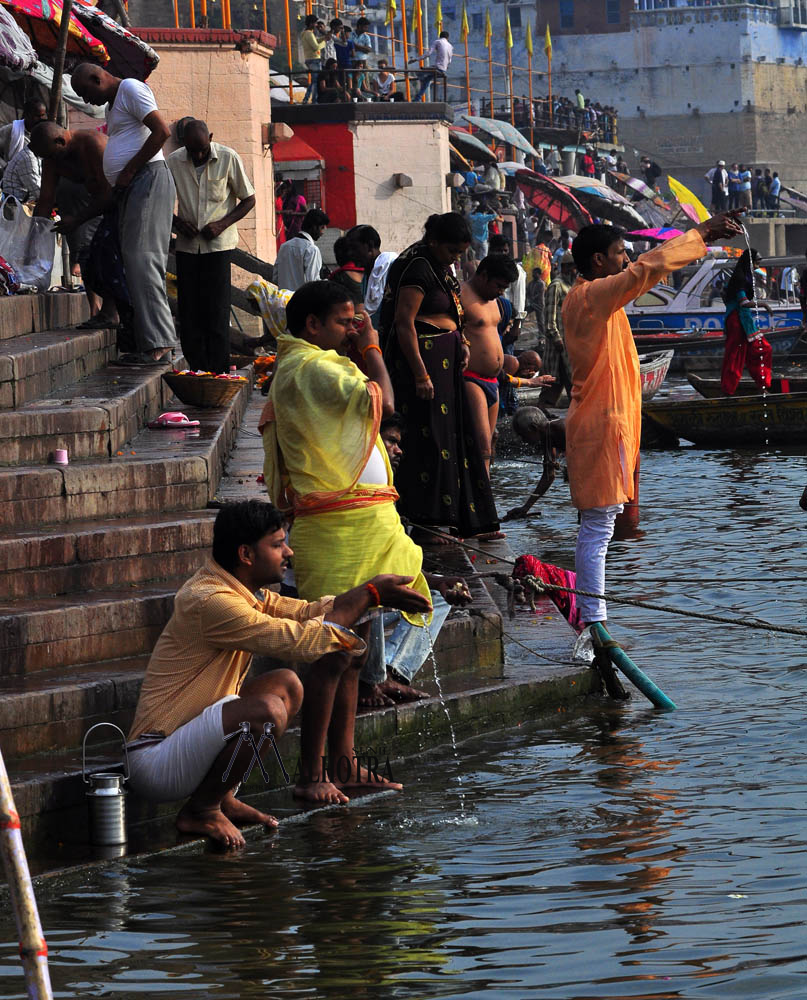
53, 449, 68, 465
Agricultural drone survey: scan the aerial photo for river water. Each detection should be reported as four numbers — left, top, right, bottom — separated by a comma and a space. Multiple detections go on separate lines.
2, 425, 807, 998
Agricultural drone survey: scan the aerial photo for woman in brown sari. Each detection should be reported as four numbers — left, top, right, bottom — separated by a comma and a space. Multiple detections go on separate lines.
380, 213, 501, 542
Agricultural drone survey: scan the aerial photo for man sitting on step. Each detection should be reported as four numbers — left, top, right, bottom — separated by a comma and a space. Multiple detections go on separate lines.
126, 499, 427, 849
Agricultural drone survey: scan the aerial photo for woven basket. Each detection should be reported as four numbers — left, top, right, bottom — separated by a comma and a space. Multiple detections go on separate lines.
229, 354, 256, 370
162, 372, 247, 408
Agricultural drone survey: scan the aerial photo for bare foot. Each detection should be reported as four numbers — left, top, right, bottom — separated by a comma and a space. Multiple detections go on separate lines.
358, 680, 395, 709
379, 678, 429, 703
334, 765, 403, 793
221, 791, 279, 829
176, 803, 245, 848
411, 526, 456, 546
293, 780, 349, 805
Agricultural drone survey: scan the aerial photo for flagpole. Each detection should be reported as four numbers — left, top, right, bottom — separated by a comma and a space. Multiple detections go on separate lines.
400, 0, 411, 100
528, 46, 534, 166
415, 0, 424, 101
545, 25, 553, 126
506, 32, 514, 126
464, 33, 471, 114
389, 10, 396, 69
284, 0, 294, 101
487, 37, 493, 119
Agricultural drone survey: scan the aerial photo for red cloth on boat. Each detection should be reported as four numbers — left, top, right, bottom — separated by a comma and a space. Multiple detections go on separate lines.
513, 554, 583, 633
720, 310, 772, 395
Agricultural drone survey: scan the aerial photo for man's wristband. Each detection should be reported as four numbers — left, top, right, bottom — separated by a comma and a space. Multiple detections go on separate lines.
365, 582, 381, 606
360, 343, 382, 359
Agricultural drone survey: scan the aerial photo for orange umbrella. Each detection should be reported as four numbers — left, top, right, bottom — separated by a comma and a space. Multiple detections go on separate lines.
0, 0, 107, 61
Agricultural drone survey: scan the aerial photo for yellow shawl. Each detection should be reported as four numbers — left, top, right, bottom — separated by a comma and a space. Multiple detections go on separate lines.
260, 334, 431, 623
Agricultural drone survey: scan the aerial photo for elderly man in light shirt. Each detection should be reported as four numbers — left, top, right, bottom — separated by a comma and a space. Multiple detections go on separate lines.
167, 120, 255, 373
0, 98, 46, 178
273, 207, 329, 291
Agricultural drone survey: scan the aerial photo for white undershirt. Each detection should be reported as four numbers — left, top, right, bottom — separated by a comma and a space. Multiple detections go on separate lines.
358, 444, 387, 485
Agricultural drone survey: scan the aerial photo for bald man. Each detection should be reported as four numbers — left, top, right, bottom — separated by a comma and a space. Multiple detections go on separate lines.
70, 63, 177, 367
167, 120, 255, 373
32, 121, 129, 335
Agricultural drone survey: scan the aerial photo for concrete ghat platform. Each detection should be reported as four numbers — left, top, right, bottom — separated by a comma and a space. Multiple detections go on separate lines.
8, 389, 594, 881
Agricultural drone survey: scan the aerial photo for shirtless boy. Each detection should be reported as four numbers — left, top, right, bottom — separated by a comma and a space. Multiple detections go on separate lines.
461, 256, 554, 472
31, 121, 122, 330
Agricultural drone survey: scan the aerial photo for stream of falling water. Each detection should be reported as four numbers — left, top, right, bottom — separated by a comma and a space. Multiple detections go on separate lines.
741, 223, 770, 448
419, 612, 466, 817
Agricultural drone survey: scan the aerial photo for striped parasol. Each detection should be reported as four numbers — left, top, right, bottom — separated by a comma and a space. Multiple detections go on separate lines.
516, 168, 592, 232
72, 0, 158, 79
0, 0, 107, 61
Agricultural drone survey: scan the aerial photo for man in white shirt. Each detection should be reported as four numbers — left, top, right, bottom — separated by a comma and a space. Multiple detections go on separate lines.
274, 208, 329, 292
168, 120, 256, 373
1, 145, 41, 203
0, 98, 46, 178
489, 234, 526, 341
409, 31, 453, 101
70, 63, 177, 367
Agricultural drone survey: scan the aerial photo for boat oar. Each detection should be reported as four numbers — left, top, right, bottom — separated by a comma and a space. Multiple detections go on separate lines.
590, 623, 676, 711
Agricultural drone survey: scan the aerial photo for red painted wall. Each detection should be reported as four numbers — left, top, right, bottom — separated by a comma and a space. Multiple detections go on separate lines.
289, 123, 356, 230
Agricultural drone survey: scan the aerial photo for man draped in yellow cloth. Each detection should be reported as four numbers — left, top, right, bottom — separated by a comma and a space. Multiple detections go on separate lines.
563, 213, 742, 637
260, 280, 433, 804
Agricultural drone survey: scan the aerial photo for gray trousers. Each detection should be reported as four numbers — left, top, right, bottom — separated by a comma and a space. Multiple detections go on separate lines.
118, 161, 177, 353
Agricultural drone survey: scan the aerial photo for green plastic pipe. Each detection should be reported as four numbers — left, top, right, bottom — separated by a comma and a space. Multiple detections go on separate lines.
590, 622, 677, 712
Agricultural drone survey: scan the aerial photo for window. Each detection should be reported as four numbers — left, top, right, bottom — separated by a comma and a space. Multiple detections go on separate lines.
559, 0, 574, 29
606, 0, 620, 23
444, 4, 456, 19
509, 7, 521, 27
472, 11, 483, 30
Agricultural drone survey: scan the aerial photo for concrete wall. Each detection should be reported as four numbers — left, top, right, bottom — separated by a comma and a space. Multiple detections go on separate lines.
132, 30, 278, 273
351, 120, 452, 252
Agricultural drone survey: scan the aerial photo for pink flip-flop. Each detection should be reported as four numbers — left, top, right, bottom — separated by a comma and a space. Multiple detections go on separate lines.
148, 411, 200, 429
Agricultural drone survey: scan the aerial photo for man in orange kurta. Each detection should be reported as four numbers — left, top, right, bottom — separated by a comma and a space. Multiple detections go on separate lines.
563, 215, 742, 628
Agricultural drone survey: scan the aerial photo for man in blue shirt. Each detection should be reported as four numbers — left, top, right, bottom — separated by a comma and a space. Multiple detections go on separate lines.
468, 203, 497, 259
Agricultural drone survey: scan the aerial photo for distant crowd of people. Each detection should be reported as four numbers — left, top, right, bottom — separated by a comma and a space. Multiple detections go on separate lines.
706, 160, 783, 215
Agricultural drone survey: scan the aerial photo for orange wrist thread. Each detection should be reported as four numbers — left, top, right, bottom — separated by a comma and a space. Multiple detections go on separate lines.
365, 582, 381, 606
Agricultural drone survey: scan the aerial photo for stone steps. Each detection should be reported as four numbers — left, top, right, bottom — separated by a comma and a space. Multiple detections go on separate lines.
0, 656, 149, 757
0, 379, 250, 526
0, 327, 115, 410
0, 579, 186, 677
0, 359, 175, 464
0, 291, 89, 342
0, 512, 216, 600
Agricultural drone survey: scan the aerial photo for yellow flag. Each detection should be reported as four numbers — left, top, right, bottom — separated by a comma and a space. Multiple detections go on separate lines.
460, 2, 469, 42
544, 23, 552, 60
483, 7, 491, 48
435, 0, 442, 34
505, 12, 513, 49
668, 175, 710, 222
385, 0, 396, 26
411, 0, 420, 36
525, 20, 533, 57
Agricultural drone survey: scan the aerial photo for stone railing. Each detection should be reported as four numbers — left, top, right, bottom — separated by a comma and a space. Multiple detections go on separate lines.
631, 3, 779, 28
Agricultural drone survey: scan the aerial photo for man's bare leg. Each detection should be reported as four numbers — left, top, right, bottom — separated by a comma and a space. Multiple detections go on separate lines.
295, 649, 353, 805
464, 379, 494, 476
176, 668, 302, 848
330, 662, 403, 792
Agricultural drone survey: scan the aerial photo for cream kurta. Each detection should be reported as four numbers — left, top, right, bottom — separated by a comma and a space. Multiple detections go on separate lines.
563, 229, 707, 510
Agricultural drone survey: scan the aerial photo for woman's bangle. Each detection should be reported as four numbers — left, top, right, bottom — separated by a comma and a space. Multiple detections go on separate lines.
360, 343, 382, 358
365, 582, 381, 606
415, 374, 432, 384
461, 335, 471, 348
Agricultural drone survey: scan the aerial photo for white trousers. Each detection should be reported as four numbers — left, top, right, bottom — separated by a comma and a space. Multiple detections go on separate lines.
575, 504, 623, 624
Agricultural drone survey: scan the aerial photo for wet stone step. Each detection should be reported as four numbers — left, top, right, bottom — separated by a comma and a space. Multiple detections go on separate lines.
0, 379, 249, 526
0, 291, 89, 343
0, 657, 148, 757
0, 512, 216, 599
0, 328, 116, 410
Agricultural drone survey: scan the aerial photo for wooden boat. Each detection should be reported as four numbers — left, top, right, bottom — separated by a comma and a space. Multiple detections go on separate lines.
687, 372, 807, 399
515, 350, 673, 409
638, 349, 673, 401
643, 391, 807, 447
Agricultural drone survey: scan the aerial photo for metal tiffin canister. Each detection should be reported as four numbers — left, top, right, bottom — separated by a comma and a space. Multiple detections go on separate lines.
82, 723, 130, 846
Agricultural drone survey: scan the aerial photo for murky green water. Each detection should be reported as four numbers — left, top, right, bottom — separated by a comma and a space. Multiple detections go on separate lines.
2, 415, 807, 998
